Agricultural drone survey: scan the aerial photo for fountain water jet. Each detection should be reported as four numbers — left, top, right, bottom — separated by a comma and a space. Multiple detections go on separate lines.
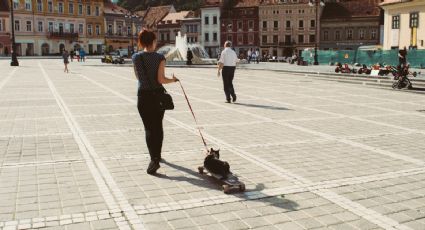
157, 32, 216, 65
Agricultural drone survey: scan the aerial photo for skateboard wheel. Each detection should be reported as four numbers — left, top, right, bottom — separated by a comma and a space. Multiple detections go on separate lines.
239, 184, 246, 192
198, 166, 204, 174
223, 185, 230, 194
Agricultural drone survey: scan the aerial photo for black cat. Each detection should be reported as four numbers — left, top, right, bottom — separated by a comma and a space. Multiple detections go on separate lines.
204, 148, 230, 179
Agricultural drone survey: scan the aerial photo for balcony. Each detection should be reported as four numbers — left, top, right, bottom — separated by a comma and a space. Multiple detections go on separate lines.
48, 32, 78, 40
279, 41, 295, 46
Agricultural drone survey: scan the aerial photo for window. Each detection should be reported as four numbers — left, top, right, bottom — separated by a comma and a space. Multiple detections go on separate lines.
335, 30, 340, 40
309, 34, 315, 43
14, 20, 20, 31
248, 34, 254, 44
37, 0, 42, 12
262, 21, 267, 28
237, 21, 243, 30
323, 31, 328, 41
13, 0, 19, 10
117, 25, 122, 35
213, 16, 217, 25
298, 34, 304, 43
310, 20, 315, 28
78, 4, 83, 15
286, 20, 291, 28
227, 35, 232, 41
160, 33, 164, 41
299, 20, 304, 28
359, 29, 364, 40
86, 5, 91, 15
48, 1, 53, 12
274, 21, 278, 29
166, 33, 170, 41
69, 3, 74, 14
59, 22, 63, 33
392, 15, 400, 29
87, 24, 92, 35
78, 23, 83, 33
285, 35, 291, 44
25, 0, 31, 11
205, 33, 209, 42
213, 32, 217, 42
127, 26, 131, 35
262, 35, 267, 43
347, 29, 353, 40
108, 24, 112, 34
204, 16, 209, 25
70, 24, 74, 33
273, 35, 278, 44
58, 2, 63, 13
410, 12, 419, 28
48, 22, 53, 32
237, 34, 243, 44
248, 20, 254, 29
96, 25, 100, 35
95, 6, 99, 16
26, 21, 31, 31
371, 29, 377, 39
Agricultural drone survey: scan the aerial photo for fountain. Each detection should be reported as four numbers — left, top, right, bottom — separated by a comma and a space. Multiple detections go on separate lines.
157, 32, 217, 65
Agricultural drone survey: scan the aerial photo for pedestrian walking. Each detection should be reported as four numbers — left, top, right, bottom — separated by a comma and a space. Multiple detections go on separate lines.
217, 41, 238, 103
398, 46, 407, 66
247, 48, 252, 64
132, 29, 179, 175
62, 50, 70, 73
80, 49, 86, 62
255, 49, 260, 64
70, 50, 74, 62
187, 48, 193, 65
76, 50, 80, 62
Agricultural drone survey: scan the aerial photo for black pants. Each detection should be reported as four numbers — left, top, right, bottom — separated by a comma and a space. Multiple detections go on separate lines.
222, 66, 236, 101
137, 91, 165, 162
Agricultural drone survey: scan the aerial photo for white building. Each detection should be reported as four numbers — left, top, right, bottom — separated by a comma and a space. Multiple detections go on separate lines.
200, 2, 220, 58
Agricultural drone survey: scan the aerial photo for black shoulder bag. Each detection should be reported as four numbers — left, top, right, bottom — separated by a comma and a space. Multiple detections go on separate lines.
140, 53, 174, 110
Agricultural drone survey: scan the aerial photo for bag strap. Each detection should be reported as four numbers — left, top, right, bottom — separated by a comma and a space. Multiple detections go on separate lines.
178, 81, 209, 153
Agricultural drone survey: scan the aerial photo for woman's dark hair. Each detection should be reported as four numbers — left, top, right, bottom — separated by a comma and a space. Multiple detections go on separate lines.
138, 29, 156, 48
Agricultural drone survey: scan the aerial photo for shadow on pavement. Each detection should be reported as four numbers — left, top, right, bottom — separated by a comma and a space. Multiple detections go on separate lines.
233, 102, 291, 111
159, 161, 299, 211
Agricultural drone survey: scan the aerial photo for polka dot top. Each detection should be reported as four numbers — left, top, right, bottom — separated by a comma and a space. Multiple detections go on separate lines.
132, 52, 166, 95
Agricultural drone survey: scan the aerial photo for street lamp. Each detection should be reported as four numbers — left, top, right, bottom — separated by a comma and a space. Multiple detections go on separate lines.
9, 0, 19, 66
309, 0, 324, 65
125, 12, 138, 57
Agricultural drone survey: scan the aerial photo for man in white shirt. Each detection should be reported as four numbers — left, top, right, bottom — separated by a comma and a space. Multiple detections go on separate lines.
217, 41, 238, 103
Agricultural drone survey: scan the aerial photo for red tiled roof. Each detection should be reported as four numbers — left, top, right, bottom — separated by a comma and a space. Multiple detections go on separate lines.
160, 11, 192, 24
143, 5, 175, 28
322, 0, 382, 19
104, 2, 130, 15
0, 0, 10, 12
235, 0, 261, 8
380, 0, 413, 6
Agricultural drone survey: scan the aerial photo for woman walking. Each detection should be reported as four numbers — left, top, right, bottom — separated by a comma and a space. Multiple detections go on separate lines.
62, 50, 70, 73
132, 29, 179, 175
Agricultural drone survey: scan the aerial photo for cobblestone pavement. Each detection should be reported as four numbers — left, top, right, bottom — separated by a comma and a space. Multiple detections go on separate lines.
0, 59, 425, 230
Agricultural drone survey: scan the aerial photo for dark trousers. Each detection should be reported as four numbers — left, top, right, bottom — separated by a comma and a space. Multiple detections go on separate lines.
222, 66, 236, 101
137, 91, 165, 162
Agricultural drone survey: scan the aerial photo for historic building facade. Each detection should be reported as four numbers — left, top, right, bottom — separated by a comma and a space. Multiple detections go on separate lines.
381, 0, 425, 50
220, 0, 260, 58
104, 1, 142, 53
180, 17, 201, 44
9, 0, 104, 56
200, 0, 220, 58
259, 0, 319, 57
320, 0, 382, 51
0, 0, 10, 56
157, 11, 193, 46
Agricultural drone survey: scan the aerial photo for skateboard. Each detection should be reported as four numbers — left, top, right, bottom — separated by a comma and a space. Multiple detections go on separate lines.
198, 166, 246, 194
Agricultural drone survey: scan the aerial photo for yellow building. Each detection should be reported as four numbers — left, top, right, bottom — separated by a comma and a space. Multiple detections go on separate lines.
381, 0, 425, 50
11, 0, 104, 55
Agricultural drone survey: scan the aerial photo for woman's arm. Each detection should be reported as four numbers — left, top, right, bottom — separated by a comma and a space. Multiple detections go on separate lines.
157, 60, 178, 84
